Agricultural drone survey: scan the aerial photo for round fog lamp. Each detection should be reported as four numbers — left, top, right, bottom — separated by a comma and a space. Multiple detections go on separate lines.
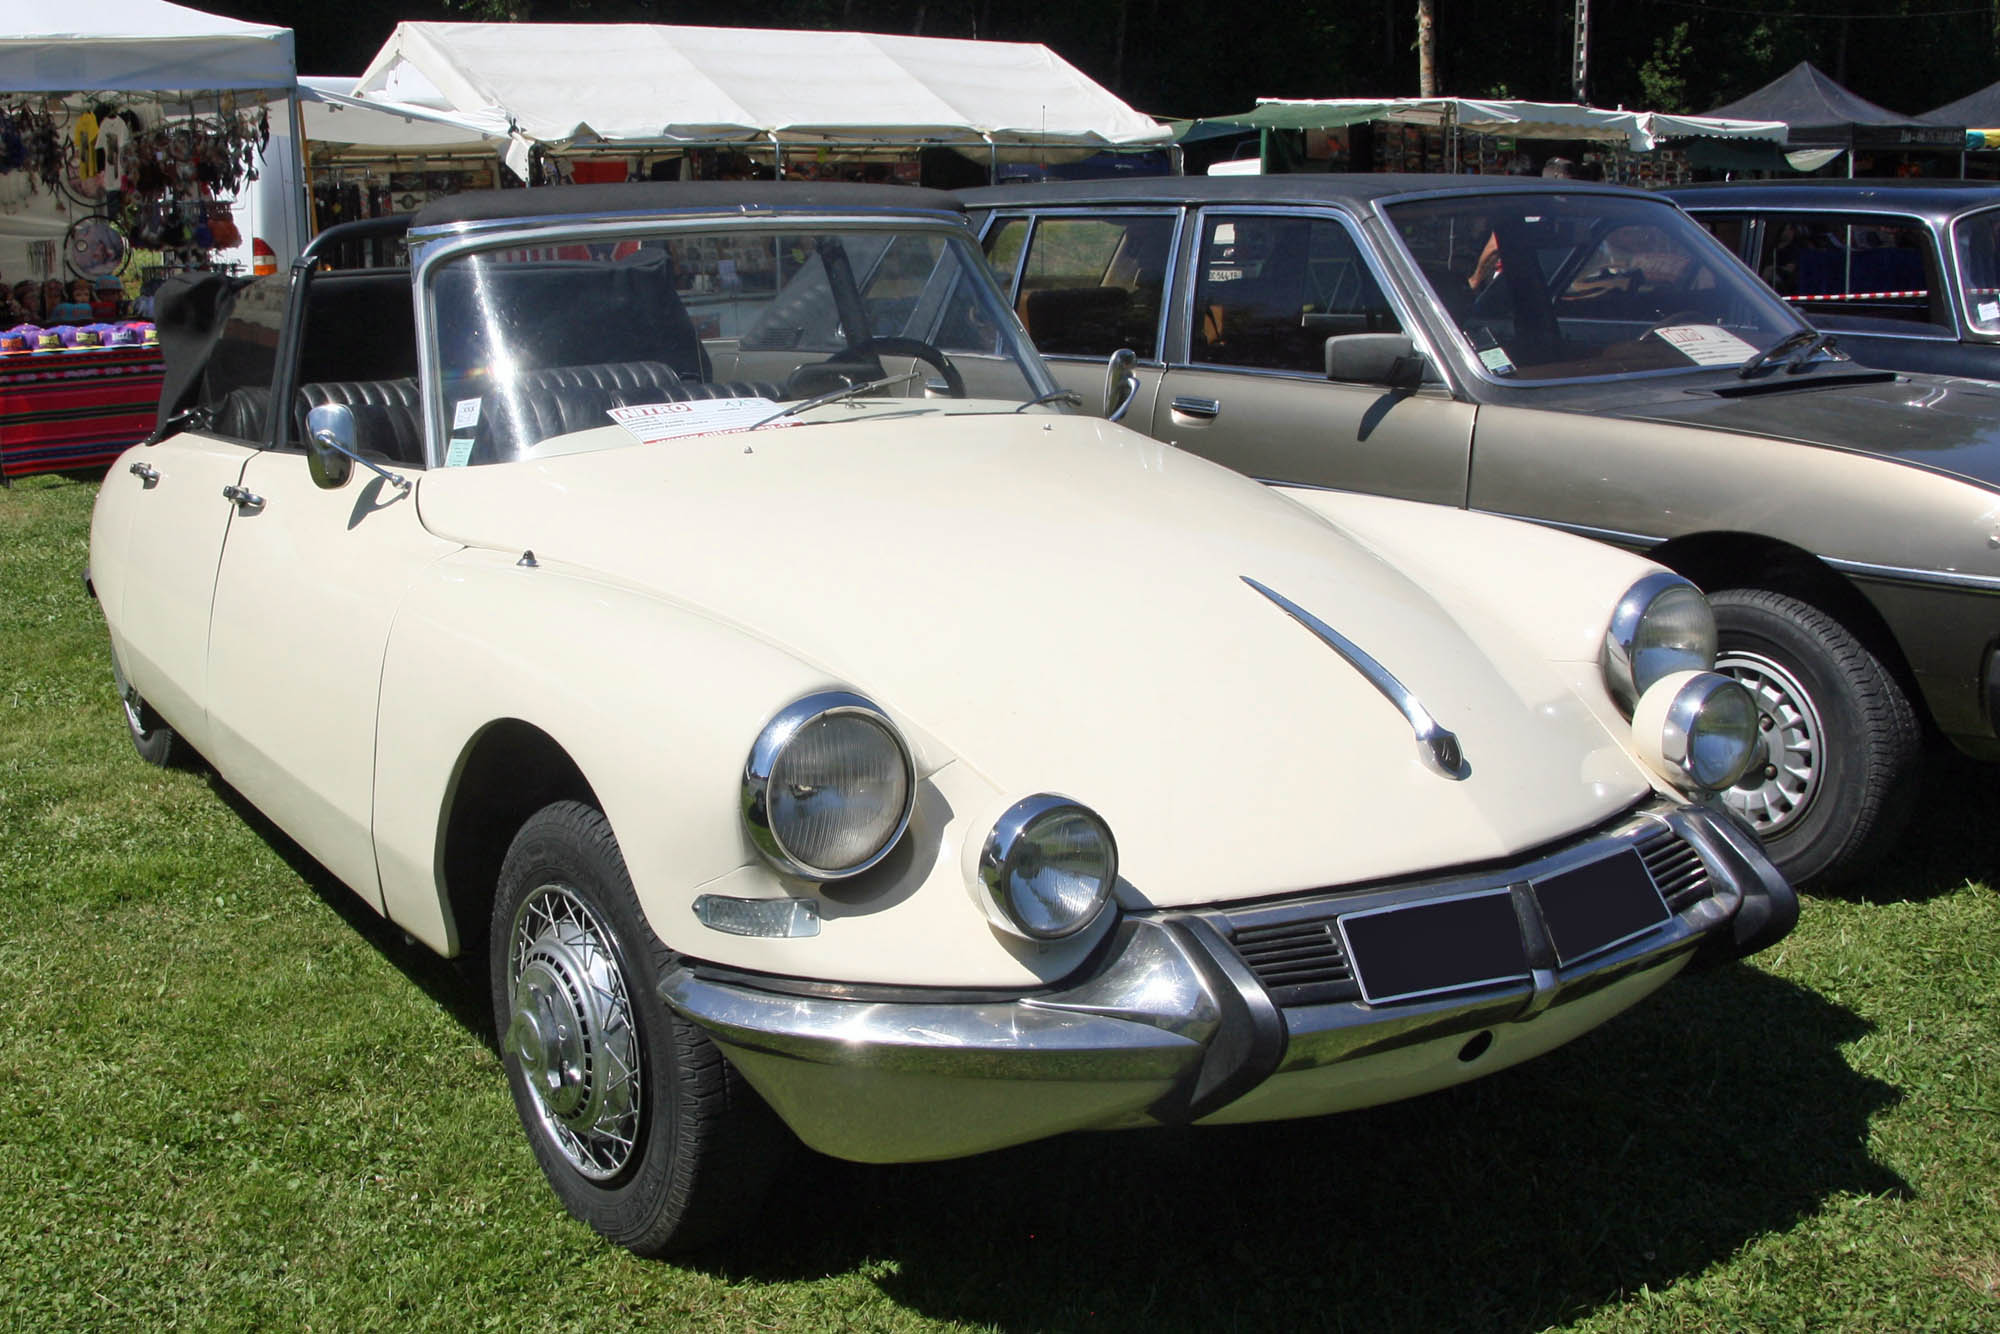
1636, 670, 1761, 792
976, 795, 1118, 940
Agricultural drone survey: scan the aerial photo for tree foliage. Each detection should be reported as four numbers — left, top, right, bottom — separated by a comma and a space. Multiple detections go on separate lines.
204, 0, 2000, 120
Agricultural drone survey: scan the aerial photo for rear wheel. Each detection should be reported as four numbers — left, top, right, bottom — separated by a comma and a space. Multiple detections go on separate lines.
1709, 588, 1919, 888
491, 800, 785, 1254
110, 646, 182, 768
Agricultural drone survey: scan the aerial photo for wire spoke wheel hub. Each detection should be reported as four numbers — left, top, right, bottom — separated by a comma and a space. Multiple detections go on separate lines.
506, 884, 642, 1181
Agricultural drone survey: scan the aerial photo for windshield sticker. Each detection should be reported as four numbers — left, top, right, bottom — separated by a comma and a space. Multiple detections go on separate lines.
1980, 301, 1999, 324
445, 436, 476, 468
608, 398, 799, 445
1477, 345, 1515, 375
452, 398, 482, 431
1650, 324, 1760, 366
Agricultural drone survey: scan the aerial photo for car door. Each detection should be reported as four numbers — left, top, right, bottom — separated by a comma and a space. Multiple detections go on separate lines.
201, 423, 456, 910
976, 208, 1176, 422
1151, 207, 1474, 506
94, 433, 257, 757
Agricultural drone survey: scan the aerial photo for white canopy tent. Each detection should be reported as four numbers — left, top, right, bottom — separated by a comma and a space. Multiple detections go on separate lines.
1250, 98, 1789, 153
348, 22, 1170, 179
0, 0, 293, 93
0, 1, 303, 276
298, 75, 502, 158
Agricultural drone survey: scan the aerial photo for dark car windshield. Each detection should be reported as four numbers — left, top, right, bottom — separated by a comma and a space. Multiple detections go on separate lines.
1383, 192, 1806, 383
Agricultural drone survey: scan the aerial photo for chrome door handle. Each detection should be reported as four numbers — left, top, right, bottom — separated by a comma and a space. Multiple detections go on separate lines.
221, 484, 265, 512
1170, 395, 1221, 420
129, 461, 158, 483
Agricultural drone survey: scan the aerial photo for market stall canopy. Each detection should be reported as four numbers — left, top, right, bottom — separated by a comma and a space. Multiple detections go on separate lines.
1230, 99, 1785, 151
298, 75, 504, 157
1704, 62, 1959, 151
0, 0, 294, 94
1917, 82, 2000, 147
349, 22, 1170, 153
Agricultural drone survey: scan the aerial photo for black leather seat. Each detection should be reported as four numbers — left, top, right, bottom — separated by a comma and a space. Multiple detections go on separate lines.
296, 378, 425, 465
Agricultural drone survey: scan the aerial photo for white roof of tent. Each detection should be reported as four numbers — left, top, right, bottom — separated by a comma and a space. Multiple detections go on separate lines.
1252, 99, 1787, 150
298, 76, 503, 156
351, 22, 1170, 150
0, 0, 294, 93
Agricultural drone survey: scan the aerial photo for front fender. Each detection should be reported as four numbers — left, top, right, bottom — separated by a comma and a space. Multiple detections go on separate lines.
372, 547, 1104, 990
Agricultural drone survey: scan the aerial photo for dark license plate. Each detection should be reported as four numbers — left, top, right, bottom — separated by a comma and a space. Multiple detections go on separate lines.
1339, 890, 1530, 1004
1530, 848, 1669, 966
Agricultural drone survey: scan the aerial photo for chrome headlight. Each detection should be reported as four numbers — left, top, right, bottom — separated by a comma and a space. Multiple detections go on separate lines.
1634, 670, 1761, 792
743, 691, 914, 881
1603, 572, 1717, 715
974, 795, 1118, 940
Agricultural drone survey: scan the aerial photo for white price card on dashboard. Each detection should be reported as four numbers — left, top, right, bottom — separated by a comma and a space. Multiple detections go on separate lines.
1650, 324, 1759, 366
607, 398, 795, 443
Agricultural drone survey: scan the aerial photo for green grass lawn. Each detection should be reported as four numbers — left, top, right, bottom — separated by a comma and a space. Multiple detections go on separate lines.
3, 472, 1995, 1332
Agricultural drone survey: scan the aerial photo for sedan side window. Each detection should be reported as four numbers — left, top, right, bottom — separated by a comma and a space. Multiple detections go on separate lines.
1192, 214, 1399, 373
995, 214, 1172, 359
1754, 212, 1947, 330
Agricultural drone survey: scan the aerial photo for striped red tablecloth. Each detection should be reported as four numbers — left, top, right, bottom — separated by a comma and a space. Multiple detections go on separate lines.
0, 345, 164, 481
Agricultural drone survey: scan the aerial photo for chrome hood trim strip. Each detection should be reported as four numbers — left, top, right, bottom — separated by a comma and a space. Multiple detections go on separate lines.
1242, 576, 1468, 779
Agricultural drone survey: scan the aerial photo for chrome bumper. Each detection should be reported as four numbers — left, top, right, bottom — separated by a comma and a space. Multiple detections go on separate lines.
661, 801, 1794, 1163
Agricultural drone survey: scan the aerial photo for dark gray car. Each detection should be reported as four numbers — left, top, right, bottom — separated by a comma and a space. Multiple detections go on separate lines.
1668, 179, 2000, 380
958, 174, 2000, 888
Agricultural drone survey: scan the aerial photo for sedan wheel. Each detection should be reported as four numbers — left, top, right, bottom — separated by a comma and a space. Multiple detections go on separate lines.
491, 801, 787, 1254
1708, 588, 1919, 889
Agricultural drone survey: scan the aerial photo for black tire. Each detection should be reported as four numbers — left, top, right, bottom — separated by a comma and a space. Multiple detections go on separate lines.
491, 800, 786, 1254
1709, 588, 1920, 888
110, 646, 182, 768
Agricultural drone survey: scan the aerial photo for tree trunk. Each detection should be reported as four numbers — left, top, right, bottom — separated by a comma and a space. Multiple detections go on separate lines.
1417, 0, 1436, 96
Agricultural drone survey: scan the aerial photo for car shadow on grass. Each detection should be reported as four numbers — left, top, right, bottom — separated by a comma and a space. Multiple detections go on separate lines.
1830, 746, 2000, 905
200, 773, 1908, 1332
204, 774, 498, 1045
704, 965, 1903, 1333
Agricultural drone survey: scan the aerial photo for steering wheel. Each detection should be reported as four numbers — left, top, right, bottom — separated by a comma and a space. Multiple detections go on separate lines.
839, 336, 967, 398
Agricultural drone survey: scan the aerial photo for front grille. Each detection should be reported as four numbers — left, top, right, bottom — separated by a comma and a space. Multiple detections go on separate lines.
1636, 824, 1713, 913
1230, 918, 1359, 1006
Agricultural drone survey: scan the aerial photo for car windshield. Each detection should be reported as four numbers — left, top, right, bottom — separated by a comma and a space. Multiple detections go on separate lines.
1382, 192, 1807, 383
1952, 206, 2000, 334
422, 219, 1051, 466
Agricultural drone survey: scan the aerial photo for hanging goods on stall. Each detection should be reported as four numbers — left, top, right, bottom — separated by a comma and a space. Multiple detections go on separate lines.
65, 214, 128, 280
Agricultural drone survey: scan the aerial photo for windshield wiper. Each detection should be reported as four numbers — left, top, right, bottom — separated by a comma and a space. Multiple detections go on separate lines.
751, 369, 924, 429
1014, 388, 1085, 413
1781, 330, 1838, 373
1737, 329, 1818, 378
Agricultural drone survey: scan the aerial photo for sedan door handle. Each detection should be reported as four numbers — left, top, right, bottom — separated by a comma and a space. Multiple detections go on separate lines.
1170, 395, 1221, 421
128, 461, 159, 484
221, 484, 265, 512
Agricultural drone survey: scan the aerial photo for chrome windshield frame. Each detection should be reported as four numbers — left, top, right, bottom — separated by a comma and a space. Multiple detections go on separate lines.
408, 210, 1059, 468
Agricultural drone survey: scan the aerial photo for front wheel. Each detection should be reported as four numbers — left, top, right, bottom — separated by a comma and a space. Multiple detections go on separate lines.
1708, 588, 1920, 888
491, 801, 784, 1254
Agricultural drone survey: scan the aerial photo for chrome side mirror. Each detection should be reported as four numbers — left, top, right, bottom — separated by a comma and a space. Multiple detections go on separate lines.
1105, 347, 1139, 422
305, 402, 412, 495
305, 403, 357, 489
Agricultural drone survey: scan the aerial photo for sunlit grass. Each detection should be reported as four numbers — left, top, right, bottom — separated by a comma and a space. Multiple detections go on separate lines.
3, 472, 1995, 1331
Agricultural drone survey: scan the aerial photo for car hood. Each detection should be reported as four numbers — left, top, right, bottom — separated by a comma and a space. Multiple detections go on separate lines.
414, 414, 1652, 906
1573, 370, 2000, 492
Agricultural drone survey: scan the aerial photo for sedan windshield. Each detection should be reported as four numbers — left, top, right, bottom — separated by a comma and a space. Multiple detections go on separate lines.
423, 220, 1051, 466
1383, 192, 1807, 383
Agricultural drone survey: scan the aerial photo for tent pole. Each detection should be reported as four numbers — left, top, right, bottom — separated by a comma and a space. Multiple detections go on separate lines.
769, 132, 782, 177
